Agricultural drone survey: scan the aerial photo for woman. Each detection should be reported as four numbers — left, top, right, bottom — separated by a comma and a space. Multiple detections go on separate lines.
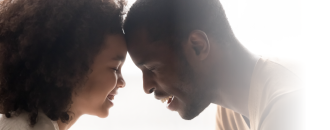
0, 0, 126, 130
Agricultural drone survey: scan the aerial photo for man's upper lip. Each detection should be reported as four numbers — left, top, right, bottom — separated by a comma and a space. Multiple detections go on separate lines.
154, 90, 172, 100
155, 94, 172, 100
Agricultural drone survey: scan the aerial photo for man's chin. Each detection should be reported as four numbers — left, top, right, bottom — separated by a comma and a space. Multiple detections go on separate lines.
177, 101, 211, 120
177, 107, 203, 120
179, 112, 200, 120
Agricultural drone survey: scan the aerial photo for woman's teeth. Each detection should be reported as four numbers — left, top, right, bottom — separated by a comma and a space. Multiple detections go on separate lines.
107, 95, 114, 101
161, 96, 173, 103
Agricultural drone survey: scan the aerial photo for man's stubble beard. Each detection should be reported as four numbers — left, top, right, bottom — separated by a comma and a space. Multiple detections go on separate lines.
175, 55, 211, 120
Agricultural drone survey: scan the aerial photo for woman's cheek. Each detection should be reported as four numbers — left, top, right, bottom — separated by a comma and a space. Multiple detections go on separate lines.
107, 73, 118, 89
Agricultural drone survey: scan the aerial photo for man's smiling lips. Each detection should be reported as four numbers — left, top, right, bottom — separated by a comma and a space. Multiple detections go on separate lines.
161, 95, 174, 104
155, 94, 175, 105
154, 91, 180, 111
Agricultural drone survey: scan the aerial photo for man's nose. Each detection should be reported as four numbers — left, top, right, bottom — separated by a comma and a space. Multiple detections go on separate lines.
143, 73, 156, 94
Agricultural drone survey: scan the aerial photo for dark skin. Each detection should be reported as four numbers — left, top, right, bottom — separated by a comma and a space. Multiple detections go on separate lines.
127, 28, 258, 120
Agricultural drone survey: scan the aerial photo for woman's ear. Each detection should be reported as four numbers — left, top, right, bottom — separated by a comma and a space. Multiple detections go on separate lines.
185, 30, 210, 61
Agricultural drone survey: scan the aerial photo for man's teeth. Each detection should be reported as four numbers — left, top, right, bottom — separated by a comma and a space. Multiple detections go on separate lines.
161, 96, 173, 103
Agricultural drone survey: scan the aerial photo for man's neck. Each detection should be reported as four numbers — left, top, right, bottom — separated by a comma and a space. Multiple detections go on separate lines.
210, 41, 259, 117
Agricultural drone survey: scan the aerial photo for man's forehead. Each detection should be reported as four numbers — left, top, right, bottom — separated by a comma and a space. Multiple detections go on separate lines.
127, 30, 153, 53
128, 43, 161, 67
127, 28, 170, 51
126, 27, 173, 47
126, 28, 151, 44
126, 30, 154, 65
126, 28, 179, 65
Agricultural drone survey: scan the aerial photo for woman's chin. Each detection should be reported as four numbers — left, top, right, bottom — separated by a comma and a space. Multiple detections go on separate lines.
97, 113, 109, 118
89, 100, 114, 118
98, 106, 113, 118
96, 109, 110, 118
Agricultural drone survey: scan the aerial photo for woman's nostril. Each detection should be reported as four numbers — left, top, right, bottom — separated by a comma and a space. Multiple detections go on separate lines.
117, 79, 125, 88
149, 88, 155, 93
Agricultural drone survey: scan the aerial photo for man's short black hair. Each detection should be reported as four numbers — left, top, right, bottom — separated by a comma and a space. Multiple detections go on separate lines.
124, 0, 236, 44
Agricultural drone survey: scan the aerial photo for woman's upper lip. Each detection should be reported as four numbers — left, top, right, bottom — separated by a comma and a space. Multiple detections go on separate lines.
109, 88, 119, 95
109, 91, 118, 96
109, 92, 117, 96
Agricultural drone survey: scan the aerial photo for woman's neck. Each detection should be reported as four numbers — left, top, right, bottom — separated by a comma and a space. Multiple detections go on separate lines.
57, 109, 82, 130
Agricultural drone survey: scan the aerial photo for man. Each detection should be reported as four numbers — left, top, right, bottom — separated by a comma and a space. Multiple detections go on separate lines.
124, 0, 305, 130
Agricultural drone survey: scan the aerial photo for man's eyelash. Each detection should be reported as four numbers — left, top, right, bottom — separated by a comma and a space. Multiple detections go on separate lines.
145, 66, 155, 71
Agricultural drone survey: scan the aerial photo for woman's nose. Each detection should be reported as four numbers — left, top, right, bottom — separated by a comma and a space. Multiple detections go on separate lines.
117, 76, 126, 88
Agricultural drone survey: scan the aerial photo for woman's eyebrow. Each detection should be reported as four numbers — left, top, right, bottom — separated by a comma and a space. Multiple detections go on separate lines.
112, 54, 126, 62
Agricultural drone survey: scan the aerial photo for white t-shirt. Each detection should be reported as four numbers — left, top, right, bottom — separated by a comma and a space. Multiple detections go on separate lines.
216, 56, 304, 130
248, 57, 304, 130
0, 111, 59, 130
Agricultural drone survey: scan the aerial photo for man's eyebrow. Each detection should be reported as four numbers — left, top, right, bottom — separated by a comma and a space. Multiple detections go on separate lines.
112, 54, 126, 62
135, 60, 146, 68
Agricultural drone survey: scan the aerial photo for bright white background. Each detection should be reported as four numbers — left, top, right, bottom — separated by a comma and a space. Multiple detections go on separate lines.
71, 0, 330, 130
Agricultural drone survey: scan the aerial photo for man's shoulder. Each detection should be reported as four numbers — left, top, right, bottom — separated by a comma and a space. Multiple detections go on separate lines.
257, 56, 304, 80
265, 56, 304, 78
249, 56, 305, 130
253, 56, 304, 97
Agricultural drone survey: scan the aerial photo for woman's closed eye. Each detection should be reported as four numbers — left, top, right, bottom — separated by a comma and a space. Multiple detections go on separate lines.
110, 67, 119, 72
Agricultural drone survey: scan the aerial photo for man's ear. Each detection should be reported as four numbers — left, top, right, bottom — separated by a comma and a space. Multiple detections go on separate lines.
186, 30, 210, 60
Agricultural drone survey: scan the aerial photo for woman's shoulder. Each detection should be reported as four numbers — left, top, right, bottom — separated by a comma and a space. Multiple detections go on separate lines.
0, 112, 31, 130
32, 112, 59, 130
0, 112, 58, 130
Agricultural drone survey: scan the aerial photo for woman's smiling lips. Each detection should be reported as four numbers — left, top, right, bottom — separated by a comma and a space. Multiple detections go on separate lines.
107, 94, 115, 101
107, 88, 119, 102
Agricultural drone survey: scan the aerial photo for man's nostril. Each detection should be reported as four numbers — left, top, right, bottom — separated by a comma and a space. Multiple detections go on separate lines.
149, 88, 155, 93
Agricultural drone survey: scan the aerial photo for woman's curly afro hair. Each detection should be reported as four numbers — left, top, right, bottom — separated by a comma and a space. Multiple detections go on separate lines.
0, 0, 125, 126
